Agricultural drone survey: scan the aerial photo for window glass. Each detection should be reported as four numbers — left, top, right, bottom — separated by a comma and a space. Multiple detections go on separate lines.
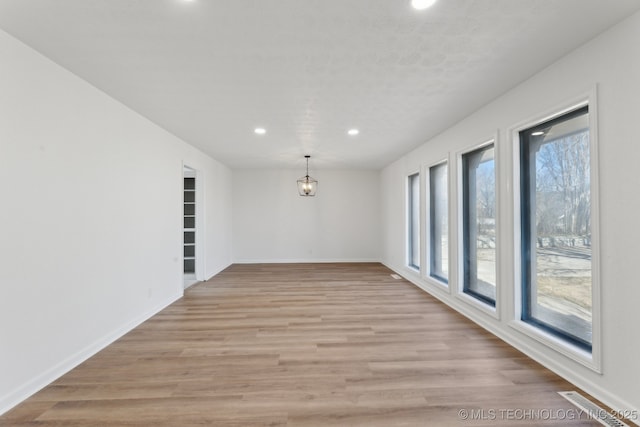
429, 163, 448, 283
520, 106, 592, 349
408, 173, 420, 270
462, 144, 496, 306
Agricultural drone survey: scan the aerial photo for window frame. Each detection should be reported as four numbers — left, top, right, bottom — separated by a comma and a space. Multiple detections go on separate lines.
426, 159, 450, 286
456, 137, 500, 317
407, 172, 421, 272
520, 105, 592, 350
509, 92, 601, 372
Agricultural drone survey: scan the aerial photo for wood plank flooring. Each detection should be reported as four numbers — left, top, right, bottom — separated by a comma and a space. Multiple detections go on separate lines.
0, 263, 621, 426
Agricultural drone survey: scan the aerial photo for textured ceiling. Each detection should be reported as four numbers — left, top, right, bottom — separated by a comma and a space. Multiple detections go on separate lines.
1, 0, 639, 169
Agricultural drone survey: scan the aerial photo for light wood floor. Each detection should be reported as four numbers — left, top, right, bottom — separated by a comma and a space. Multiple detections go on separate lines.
1, 263, 619, 426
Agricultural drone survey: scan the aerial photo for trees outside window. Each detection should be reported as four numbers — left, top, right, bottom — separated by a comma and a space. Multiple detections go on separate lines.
520, 106, 592, 349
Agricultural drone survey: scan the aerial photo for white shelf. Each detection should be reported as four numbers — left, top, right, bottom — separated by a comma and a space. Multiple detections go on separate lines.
184, 176, 196, 278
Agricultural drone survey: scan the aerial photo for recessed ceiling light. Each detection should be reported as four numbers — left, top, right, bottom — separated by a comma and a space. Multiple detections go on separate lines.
254, 128, 266, 135
348, 129, 360, 136
531, 131, 545, 136
411, 0, 437, 10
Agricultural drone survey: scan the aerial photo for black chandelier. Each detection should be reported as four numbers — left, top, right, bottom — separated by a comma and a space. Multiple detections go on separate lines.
297, 155, 317, 197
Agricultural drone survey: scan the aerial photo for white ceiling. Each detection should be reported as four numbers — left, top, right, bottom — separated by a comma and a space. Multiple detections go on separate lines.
1, 1, 639, 170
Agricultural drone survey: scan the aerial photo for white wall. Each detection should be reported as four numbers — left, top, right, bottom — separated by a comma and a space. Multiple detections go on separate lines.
0, 29, 232, 414
381, 11, 640, 414
233, 169, 380, 263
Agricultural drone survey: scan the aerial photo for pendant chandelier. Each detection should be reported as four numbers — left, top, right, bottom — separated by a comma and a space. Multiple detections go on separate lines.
297, 155, 317, 197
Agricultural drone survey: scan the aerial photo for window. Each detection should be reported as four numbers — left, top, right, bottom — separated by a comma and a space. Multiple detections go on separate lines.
520, 106, 592, 350
462, 144, 497, 306
429, 162, 448, 283
408, 173, 420, 270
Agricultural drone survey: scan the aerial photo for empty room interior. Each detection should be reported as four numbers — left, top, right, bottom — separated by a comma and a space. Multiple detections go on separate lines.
2, 0, 640, 425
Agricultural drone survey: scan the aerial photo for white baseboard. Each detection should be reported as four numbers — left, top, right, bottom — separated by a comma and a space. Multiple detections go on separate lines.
233, 258, 381, 264
381, 261, 640, 418
0, 293, 182, 416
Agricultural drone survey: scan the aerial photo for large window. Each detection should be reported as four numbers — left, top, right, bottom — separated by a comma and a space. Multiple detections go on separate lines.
520, 106, 592, 350
429, 162, 448, 283
408, 173, 420, 270
462, 144, 497, 306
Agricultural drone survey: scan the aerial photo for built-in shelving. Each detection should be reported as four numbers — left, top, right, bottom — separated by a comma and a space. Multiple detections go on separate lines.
183, 177, 196, 274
